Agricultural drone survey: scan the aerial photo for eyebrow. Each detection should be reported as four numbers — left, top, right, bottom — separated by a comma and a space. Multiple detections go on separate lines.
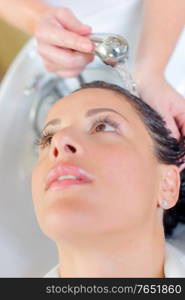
43, 108, 128, 130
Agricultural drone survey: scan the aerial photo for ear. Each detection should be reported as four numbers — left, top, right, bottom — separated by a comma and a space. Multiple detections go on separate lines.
158, 165, 180, 209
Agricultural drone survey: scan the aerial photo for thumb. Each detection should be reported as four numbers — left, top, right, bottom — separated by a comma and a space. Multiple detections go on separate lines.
163, 116, 180, 140
55, 7, 92, 34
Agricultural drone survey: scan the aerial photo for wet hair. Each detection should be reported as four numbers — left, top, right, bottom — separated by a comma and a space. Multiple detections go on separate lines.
74, 80, 185, 237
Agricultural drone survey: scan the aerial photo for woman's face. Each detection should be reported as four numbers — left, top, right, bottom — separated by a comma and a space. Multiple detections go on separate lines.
32, 88, 163, 241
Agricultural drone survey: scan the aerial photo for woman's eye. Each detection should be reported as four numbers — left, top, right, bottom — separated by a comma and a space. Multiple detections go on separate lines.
34, 116, 120, 149
95, 123, 115, 132
34, 130, 54, 149
92, 117, 119, 133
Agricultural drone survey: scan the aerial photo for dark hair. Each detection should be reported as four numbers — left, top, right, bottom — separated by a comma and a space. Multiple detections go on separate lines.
75, 80, 185, 237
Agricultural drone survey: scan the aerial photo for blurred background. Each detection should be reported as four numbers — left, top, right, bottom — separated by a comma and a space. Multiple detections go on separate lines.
0, 19, 29, 78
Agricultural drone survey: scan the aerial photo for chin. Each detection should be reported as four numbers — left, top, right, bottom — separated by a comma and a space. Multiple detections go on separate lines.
36, 207, 98, 242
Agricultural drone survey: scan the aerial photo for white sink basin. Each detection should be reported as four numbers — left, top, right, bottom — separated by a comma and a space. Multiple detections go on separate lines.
0, 30, 185, 277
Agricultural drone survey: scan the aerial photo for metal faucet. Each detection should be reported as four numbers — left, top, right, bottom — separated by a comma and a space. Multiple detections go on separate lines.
90, 33, 139, 96
90, 33, 129, 66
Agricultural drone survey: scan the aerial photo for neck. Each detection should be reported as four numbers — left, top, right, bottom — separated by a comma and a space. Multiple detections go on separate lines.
56, 226, 165, 278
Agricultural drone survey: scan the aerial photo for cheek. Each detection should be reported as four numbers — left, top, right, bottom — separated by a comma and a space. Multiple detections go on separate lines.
95, 142, 150, 189
91, 142, 159, 229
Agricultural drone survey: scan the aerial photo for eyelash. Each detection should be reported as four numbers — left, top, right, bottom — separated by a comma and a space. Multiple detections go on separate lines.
34, 116, 120, 149
34, 129, 55, 149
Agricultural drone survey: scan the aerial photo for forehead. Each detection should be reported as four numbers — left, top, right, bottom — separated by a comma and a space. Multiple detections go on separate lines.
46, 88, 140, 124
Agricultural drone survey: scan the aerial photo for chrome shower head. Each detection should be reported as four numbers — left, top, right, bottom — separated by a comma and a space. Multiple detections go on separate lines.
90, 33, 129, 67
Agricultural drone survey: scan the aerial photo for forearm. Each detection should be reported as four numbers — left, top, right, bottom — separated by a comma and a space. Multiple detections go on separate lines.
134, 0, 185, 79
0, 0, 52, 34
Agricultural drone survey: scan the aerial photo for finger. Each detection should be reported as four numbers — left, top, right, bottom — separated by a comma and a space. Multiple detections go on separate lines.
163, 116, 180, 140
181, 122, 185, 138
55, 7, 92, 34
36, 18, 94, 53
174, 113, 185, 137
55, 28, 94, 52
38, 43, 94, 69
179, 162, 185, 172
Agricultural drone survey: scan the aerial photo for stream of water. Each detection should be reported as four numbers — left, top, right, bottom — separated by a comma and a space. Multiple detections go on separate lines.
114, 61, 139, 97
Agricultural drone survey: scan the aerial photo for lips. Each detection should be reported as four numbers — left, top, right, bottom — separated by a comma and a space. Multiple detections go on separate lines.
45, 163, 93, 191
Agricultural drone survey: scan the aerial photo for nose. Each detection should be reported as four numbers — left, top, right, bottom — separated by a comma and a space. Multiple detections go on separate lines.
49, 129, 84, 161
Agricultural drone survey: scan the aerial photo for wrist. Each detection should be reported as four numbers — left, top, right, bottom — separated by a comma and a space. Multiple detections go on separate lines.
27, 3, 53, 34
133, 68, 166, 94
133, 71, 171, 104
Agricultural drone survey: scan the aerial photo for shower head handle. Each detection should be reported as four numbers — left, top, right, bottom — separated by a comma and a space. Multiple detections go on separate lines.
90, 33, 129, 67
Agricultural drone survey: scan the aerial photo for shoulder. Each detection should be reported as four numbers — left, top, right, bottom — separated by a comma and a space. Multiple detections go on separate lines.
164, 241, 185, 277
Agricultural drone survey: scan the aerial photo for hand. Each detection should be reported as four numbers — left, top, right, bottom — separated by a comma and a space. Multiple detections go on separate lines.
134, 75, 185, 170
134, 75, 185, 139
35, 7, 95, 77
